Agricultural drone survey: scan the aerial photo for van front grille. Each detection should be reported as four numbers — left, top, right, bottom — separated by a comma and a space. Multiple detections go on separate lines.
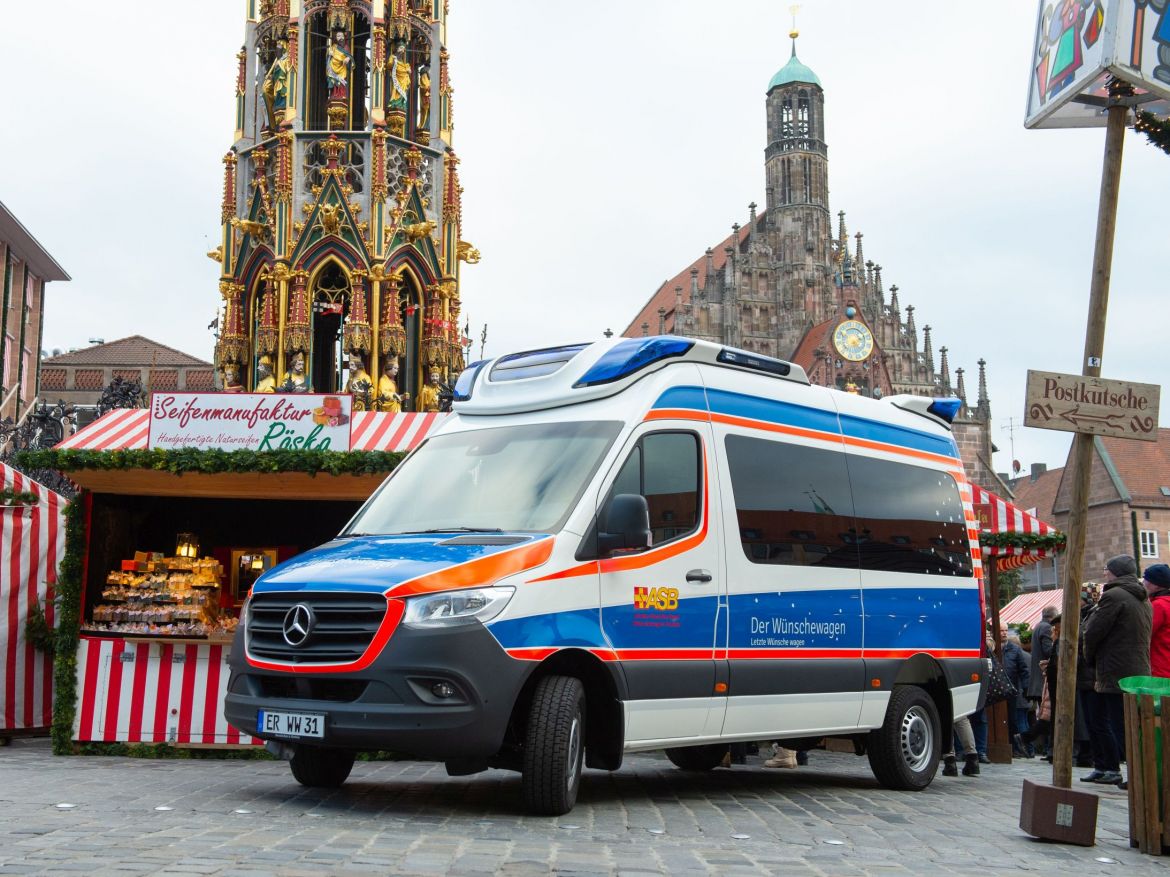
247, 592, 387, 664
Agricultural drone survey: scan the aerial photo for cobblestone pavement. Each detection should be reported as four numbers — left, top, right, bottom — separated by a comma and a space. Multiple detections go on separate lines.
0, 739, 1160, 876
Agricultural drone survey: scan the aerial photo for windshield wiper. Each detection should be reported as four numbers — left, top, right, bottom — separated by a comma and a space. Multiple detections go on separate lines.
402, 527, 505, 534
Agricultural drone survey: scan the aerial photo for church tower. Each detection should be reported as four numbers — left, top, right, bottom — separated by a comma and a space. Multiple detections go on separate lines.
210, 0, 477, 406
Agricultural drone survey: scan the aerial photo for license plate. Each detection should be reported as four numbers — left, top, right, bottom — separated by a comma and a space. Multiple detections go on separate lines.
258, 709, 325, 738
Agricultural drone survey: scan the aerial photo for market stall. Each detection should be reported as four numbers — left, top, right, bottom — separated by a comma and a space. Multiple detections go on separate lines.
0, 463, 66, 742
970, 484, 1065, 764
19, 395, 448, 751
999, 588, 1066, 628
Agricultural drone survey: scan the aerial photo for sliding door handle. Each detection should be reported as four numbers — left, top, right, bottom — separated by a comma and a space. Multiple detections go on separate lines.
686, 569, 713, 584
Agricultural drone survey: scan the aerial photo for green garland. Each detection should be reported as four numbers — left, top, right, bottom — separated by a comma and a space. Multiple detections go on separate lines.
15, 447, 403, 477
24, 599, 57, 653
1135, 111, 1170, 155
1, 487, 40, 506
980, 531, 1067, 551
52, 492, 88, 755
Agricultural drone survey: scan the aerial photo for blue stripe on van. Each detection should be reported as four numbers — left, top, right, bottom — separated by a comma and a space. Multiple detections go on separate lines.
653, 385, 709, 411
860, 586, 982, 652
490, 587, 981, 654
652, 386, 959, 460
837, 412, 959, 459
488, 607, 609, 650
705, 388, 842, 435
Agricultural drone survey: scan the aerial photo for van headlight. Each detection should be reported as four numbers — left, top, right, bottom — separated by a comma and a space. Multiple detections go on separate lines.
403, 586, 515, 627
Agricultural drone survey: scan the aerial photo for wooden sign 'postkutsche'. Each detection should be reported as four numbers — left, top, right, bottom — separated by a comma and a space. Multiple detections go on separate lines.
1024, 370, 1160, 443
148, 393, 353, 452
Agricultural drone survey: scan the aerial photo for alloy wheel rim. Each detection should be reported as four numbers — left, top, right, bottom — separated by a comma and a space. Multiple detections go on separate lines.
900, 705, 933, 773
566, 711, 582, 792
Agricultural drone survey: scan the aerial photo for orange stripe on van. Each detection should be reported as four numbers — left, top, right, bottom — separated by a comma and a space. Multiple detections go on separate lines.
388, 537, 555, 598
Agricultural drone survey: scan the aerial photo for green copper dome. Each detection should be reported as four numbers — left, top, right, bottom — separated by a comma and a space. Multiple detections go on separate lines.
768, 48, 821, 91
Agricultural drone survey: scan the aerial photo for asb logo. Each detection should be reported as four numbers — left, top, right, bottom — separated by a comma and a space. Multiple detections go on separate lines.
634, 587, 679, 611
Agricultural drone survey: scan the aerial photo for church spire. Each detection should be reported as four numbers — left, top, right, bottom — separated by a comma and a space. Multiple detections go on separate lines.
939, 345, 951, 389
855, 233, 865, 285
922, 326, 934, 374
955, 367, 968, 406
889, 284, 900, 319
977, 358, 991, 418
905, 304, 917, 352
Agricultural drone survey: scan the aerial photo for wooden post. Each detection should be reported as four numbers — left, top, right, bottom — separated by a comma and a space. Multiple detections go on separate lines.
987, 563, 1014, 763
1050, 89, 1128, 790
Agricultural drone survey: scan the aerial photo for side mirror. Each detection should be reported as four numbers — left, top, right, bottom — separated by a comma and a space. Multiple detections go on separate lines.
598, 493, 651, 556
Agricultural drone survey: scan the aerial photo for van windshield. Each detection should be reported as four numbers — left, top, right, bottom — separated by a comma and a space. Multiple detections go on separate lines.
345, 421, 624, 535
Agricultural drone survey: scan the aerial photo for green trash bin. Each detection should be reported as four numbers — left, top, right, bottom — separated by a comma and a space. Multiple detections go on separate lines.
1119, 675, 1166, 789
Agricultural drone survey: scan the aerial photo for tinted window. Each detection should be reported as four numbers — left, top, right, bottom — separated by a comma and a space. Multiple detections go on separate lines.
605, 432, 700, 547
724, 435, 858, 568
846, 456, 972, 577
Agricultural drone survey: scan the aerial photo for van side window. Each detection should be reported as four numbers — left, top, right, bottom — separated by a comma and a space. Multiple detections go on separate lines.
724, 435, 858, 568
847, 456, 973, 577
606, 432, 700, 547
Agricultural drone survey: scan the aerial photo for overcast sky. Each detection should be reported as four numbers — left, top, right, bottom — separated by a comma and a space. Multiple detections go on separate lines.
2, 1, 1167, 476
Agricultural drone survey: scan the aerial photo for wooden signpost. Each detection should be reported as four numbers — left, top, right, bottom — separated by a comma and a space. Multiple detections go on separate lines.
1025, 371, 1160, 442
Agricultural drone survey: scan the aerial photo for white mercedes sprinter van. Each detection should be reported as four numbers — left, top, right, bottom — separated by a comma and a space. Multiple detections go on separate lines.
226, 337, 986, 814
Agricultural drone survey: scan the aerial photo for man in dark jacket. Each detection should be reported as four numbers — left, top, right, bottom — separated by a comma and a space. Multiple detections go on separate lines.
1000, 625, 1031, 757
1081, 554, 1153, 785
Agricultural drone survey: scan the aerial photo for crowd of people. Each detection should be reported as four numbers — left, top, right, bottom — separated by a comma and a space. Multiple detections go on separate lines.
943, 554, 1169, 787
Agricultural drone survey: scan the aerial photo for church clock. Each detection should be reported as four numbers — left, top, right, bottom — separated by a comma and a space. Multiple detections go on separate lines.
833, 320, 874, 362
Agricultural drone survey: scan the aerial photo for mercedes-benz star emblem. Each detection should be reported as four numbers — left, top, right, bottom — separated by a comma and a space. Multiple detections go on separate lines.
282, 604, 315, 647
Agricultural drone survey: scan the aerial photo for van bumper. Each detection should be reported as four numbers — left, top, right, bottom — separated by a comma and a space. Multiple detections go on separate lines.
223, 622, 531, 759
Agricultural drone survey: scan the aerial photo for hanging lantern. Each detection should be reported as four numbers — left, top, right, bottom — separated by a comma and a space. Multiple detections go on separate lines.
175, 533, 200, 559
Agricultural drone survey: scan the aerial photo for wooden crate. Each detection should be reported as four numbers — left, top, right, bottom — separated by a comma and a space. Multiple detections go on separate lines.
1123, 692, 1168, 855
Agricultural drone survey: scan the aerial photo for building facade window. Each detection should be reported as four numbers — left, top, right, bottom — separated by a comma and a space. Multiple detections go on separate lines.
1140, 529, 1159, 559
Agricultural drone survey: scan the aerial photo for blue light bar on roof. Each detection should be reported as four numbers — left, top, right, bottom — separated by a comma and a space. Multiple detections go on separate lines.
927, 397, 963, 424
574, 337, 695, 388
452, 360, 488, 402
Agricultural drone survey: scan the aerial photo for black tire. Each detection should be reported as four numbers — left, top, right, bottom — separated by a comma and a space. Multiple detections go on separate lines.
664, 743, 727, 771
289, 745, 356, 788
522, 675, 586, 816
866, 685, 941, 791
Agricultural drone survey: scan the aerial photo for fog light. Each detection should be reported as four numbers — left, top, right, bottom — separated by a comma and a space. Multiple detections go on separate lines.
431, 681, 456, 699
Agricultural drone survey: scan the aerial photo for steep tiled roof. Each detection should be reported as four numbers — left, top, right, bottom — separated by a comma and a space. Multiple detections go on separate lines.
623, 224, 752, 337
1100, 428, 1170, 507
43, 336, 212, 368
790, 317, 838, 367
1010, 466, 1064, 521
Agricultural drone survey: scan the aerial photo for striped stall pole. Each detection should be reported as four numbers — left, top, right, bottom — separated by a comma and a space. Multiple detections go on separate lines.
73, 636, 262, 746
1, 464, 65, 736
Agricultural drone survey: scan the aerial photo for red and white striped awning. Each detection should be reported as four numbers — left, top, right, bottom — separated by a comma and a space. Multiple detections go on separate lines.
970, 484, 1061, 558
56, 408, 450, 453
999, 588, 1064, 628
1, 463, 67, 733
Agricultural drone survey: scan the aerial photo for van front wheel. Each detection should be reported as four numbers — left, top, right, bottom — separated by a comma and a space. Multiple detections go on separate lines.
289, 745, 355, 788
665, 743, 727, 771
522, 675, 586, 816
867, 685, 940, 791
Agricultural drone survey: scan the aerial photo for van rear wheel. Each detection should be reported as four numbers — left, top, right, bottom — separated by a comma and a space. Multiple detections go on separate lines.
289, 745, 355, 788
665, 743, 727, 771
867, 685, 940, 791
522, 675, 586, 816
